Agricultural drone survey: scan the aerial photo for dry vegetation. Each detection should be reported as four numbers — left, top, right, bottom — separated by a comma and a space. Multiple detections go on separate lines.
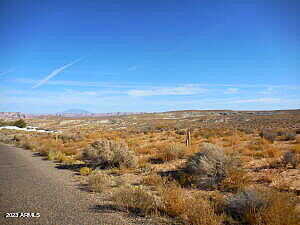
1, 110, 300, 224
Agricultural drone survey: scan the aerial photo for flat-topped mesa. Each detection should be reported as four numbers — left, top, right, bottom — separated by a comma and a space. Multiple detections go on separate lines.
0, 112, 26, 120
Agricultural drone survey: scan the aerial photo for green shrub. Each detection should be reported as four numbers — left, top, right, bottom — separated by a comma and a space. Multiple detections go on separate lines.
183, 143, 240, 190
259, 129, 277, 142
225, 188, 300, 225
0, 120, 9, 127
12, 119, 27, 128
279, 130, 296, 141
282, 151, 299, 168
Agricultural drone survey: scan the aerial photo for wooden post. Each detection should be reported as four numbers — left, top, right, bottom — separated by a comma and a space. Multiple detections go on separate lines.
185, 128, 192, 147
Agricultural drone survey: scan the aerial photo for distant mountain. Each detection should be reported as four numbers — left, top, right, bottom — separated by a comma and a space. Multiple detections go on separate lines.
60, 109, 91, 114
55, 109, 93, 117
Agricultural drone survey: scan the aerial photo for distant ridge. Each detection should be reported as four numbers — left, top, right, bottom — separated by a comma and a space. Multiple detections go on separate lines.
60, 109, 91, 114
166, 109, 233, 113
1, 109, 299, 120
55, 109, 144, 118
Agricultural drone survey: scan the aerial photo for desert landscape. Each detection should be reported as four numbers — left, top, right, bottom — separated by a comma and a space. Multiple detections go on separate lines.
1, 109, 300, 225
1, 0, 300, 224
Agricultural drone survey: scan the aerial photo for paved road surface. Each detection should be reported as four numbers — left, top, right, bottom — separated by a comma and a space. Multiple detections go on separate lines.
0, 143, 150, 225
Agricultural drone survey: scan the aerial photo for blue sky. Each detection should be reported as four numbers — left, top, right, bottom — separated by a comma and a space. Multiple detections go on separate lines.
0, 0, 299, 113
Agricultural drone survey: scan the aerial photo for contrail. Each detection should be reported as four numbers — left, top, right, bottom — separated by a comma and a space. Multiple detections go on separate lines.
0, 69, 15, 76
32, 57, 84, 88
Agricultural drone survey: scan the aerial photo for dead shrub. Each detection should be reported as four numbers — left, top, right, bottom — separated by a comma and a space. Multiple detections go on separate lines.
81, 140, 137, 168
183, 143, 241, 190
225, 187, 300, 225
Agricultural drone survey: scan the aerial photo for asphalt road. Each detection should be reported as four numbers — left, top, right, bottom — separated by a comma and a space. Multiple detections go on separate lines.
0, 143, 151, 225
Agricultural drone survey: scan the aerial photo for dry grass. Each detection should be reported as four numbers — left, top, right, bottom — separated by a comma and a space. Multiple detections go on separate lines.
262, 145, 282, 158
243, 138, 283, 159
270, 174, 290, 190
141, 173, 164, 186
222, 135, 241, 147
134, 145, 156, 155
292, 143, 300, 153
156, 143, 186, 161
112, 185, 161, 215
79, 167, 92, 176
47, 150, 66, 162
88, 171, 112, 193
159, 182, 223, 225
220, 168, 251, 192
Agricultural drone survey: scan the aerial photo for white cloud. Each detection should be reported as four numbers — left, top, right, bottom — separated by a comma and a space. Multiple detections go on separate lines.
16, 78, 151, 89
224, 88, 239, 94
83, 91, 97, 96
128, 85, 208, 96
13, 78, 300, 91
231, 98, 281, 104
2, 86, 300, 113
259, 87, 274, 94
